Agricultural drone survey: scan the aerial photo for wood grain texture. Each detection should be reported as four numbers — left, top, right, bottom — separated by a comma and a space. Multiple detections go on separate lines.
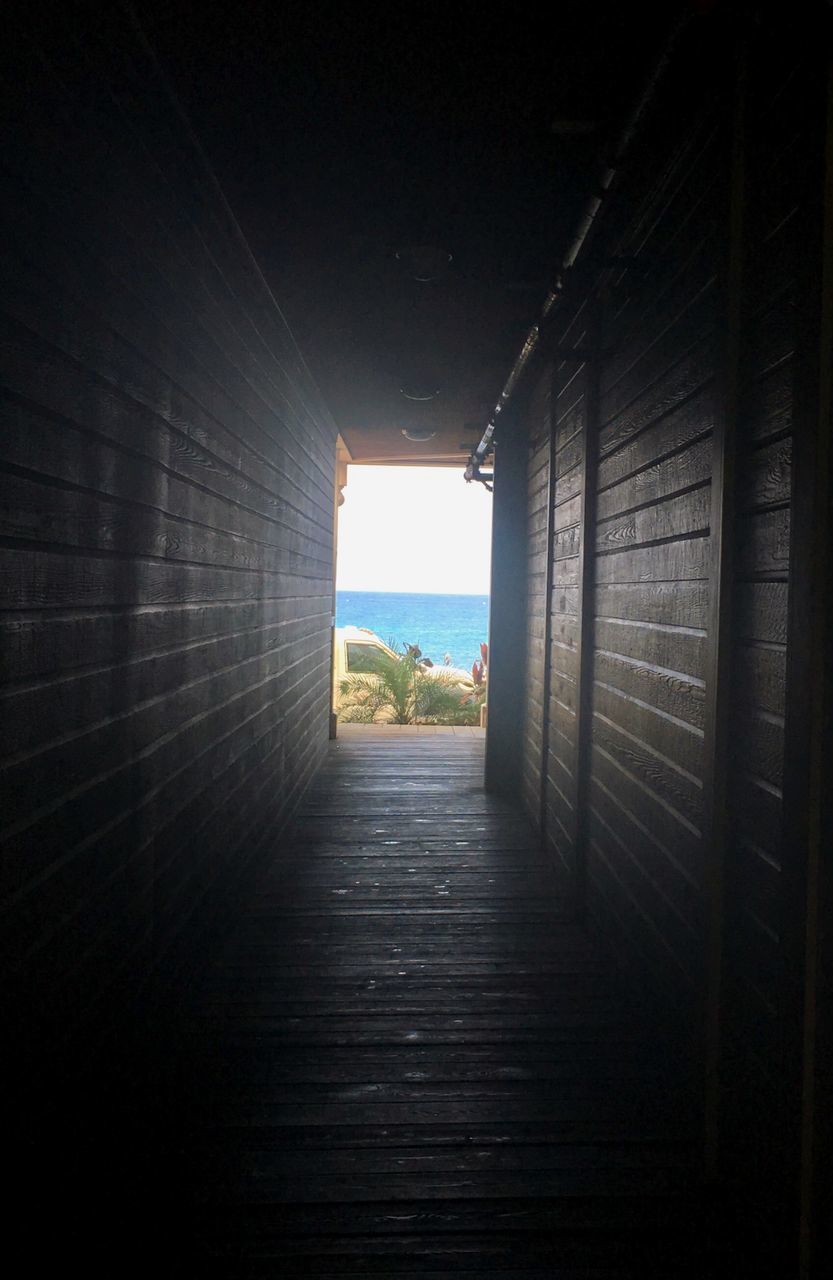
567, 69, 719, 1012
1, 9, 337, 1098
522, 376, 552, 821
715, 27, 822, 1260
181, 733, 704, 1273
534, 306, 594, 892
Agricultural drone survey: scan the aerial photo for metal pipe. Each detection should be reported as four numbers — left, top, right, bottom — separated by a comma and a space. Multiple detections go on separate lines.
465, 9, 693, 483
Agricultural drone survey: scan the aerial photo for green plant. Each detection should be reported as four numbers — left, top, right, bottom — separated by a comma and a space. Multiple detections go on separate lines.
339, 642, 476, 725
454, 682, 487, 726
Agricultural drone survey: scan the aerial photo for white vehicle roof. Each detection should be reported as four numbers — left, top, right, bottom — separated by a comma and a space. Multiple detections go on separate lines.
337, 625, 396, 651
338, 626, 387, 640
335, 627, 474, 685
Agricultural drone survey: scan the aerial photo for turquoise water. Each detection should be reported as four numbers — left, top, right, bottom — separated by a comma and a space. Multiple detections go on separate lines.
336, 591, 490, 672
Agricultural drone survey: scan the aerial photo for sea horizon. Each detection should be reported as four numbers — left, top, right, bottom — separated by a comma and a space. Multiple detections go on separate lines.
337, 586, 489, 597
336, 589, 490, 673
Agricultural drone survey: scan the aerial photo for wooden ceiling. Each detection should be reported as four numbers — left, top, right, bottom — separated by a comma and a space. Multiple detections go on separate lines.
143, 1, 676, 466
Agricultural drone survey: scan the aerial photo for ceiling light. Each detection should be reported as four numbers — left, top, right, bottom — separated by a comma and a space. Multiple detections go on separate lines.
550, 119, 597, 136
401, 429, 437, 443
395, 245, 453, 282
400, 385, 440, 401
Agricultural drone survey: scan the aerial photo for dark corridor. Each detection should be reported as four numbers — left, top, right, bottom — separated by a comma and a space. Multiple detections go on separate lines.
188, 732, 702, 1274
3, 4, 832, 1277
61, 732, 707, 1275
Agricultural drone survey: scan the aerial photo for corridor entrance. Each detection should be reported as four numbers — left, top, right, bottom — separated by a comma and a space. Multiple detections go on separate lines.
187, 732, 702, 1274
333, 463, 492, 733
4, 6, 832, 1273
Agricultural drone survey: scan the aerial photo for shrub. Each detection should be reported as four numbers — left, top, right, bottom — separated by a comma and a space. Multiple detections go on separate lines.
339, 643, 478, 725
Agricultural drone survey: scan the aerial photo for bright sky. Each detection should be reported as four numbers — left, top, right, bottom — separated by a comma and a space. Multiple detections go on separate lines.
336, 465, 493, 595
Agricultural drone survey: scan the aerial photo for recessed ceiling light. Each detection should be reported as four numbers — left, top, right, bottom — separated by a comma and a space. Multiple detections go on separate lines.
400, 385, 440, 401
550, 119, 597, 136
401, 429, 437, 443
395, 245, 453, 282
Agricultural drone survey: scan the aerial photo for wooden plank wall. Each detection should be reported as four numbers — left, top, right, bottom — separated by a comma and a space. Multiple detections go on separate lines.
719, 32, 801, 1198
520, 372, 551, 819
0, 8, 337, 1080
722, 22, 832, 1261
540, 308, 591, 893
517, 9, 832, 1264
520, 40, 721, 1011
584, 73, 720, 1010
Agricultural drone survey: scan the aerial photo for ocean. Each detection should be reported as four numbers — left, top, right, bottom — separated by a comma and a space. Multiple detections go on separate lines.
336, 591, 490, 672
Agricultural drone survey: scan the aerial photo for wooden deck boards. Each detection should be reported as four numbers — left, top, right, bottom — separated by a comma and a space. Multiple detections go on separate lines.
185, 735, 705, 1275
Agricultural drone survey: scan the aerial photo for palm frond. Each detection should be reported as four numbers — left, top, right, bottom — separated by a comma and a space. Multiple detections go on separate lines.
338, 638, 483, 726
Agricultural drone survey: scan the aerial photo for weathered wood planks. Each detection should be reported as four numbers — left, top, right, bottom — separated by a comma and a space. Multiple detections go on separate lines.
1, 8, 337, 1090
184, 734, 703, 1273
514, 13, 832, 1272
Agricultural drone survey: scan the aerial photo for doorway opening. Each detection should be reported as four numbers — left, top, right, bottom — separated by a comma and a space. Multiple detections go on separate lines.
333, 463, 492, 733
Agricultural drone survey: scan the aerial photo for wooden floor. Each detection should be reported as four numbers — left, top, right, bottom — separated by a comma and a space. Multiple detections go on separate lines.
185, 734, 704, 1276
